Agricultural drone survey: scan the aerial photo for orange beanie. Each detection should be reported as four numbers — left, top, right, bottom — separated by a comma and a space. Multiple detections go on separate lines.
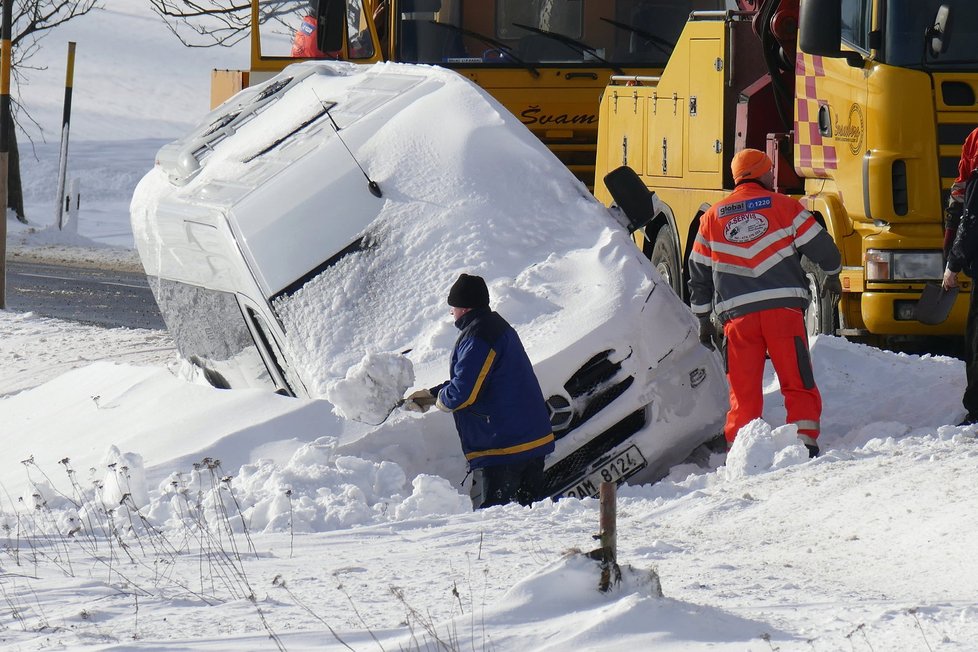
731, 148, 773, 181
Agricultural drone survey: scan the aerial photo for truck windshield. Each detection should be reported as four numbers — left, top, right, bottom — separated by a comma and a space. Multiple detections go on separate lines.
398, 0, 725, 67
259, 1, 731, 66
884, 0, 978, 70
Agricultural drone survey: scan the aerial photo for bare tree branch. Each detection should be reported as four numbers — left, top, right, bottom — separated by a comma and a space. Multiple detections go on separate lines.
149, 0, 305, 48
10, 0, 101, 47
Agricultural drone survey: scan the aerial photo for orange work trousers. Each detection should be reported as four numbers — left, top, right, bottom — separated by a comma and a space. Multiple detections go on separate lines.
722, 307, 821, 445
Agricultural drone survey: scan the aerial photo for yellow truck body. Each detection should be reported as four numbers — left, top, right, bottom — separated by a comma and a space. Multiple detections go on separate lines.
594, 2, 978, 338
214, 0, 729, 187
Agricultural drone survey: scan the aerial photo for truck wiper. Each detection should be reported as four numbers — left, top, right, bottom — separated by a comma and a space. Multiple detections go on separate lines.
512, 22, 624, 74
427, 21, 540, 77
598, 17, 674, 57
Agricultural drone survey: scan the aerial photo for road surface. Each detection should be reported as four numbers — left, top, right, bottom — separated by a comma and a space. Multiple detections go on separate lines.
5, 260, 165, 330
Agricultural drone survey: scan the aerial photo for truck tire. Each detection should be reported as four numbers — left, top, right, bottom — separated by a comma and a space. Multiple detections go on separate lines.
651, 224, 683, 298
802, 257, 837, 336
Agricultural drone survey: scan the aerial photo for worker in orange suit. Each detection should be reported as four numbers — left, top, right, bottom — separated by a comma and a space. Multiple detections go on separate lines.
688, 149, 842, 457
292, 1, 341, 59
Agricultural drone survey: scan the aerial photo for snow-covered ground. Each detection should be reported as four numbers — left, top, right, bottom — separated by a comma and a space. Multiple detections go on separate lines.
1, 3, 977, 650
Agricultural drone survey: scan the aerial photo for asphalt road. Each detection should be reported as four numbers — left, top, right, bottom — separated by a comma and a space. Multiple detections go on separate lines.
4, 260, 165, 330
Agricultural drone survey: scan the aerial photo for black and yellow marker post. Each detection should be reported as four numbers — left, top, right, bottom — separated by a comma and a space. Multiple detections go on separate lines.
0, 0, 12, 308
56, 41, 76, 231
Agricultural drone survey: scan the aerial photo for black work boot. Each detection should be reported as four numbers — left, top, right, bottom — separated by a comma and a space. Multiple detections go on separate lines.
798, 434, 819, 458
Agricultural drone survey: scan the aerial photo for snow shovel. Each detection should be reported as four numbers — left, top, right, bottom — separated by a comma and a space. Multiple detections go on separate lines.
915, 281, 958, 325
362, 398, 406, 426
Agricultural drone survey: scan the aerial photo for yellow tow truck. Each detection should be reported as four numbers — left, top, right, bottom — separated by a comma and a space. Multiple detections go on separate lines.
594, 0, 978, 339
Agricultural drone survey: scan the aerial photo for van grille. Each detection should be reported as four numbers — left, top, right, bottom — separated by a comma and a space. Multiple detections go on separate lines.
542, 408, 646, 496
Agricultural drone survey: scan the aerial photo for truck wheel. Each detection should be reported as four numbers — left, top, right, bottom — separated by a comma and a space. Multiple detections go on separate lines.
651, 224, 683, 298
802, 257, 837, 336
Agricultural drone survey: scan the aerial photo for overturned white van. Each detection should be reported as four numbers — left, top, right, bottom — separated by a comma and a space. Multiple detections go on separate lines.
130, 61, 727, 498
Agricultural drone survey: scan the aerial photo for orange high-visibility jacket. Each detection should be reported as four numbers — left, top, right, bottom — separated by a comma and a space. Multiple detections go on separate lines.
688, 181, 841, 323
950, 127, 978, 207
292, 15, 325, 58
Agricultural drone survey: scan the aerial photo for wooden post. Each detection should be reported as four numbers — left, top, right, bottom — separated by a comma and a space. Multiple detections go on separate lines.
0, 0, 12, 309
598, 480, 618, 592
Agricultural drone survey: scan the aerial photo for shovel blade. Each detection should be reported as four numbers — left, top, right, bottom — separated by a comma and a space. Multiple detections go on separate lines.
915, 281, 958, 325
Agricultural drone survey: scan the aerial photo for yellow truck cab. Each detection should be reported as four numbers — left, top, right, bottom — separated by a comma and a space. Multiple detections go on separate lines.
214, 0, 729, 187
594, 0, 978, 340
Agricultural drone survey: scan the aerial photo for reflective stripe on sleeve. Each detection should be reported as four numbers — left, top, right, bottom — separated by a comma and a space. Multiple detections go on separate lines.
457, 349, 495, 410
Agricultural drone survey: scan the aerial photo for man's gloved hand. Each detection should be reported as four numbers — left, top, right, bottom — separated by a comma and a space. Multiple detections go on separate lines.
698, 317, 717, 352
402, 389, 436, 413
822, 274, 842, 298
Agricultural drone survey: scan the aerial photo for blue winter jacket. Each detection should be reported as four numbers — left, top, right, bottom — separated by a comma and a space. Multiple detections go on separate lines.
432, 307, 555, 469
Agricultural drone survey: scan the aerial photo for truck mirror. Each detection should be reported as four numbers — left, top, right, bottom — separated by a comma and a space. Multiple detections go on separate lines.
926, 5, 952, 58
798, 0, 842, 57
317, 0, 346, 54
798, 0, 863, 67
603, 166, 661, 234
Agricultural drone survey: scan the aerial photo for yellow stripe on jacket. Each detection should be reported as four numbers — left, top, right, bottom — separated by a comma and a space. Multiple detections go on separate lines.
456, 349, 496, 410
464, 433, 556, 461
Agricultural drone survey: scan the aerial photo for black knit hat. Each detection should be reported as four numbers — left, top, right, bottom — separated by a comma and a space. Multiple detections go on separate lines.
447, 273, 490, 308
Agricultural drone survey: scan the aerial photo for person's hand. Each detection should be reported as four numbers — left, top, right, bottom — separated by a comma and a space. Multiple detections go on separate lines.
943, 267, 959, 290
698, 317, 716, 351
403, 389, 436, 413
822, 274, 842, 298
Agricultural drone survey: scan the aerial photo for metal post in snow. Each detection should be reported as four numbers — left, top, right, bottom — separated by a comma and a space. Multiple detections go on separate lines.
0, 0, 12, 308
55, 42, 76, 231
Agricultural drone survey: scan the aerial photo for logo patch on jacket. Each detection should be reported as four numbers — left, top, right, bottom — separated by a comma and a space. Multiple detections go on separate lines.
724, 213, 769, 243
301, 20, 316, 35
718, 201, 745, 217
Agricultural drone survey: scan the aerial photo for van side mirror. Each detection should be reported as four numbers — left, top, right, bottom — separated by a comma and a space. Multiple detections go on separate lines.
317, 0, 346, 54
798, 0, 863, 67
603, 166, 662, 234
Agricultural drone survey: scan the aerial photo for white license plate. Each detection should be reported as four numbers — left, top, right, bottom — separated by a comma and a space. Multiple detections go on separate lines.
561, 445, 647, 499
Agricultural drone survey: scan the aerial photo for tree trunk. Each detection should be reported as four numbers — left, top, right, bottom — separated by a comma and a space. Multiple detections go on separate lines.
4, 111, 24, 223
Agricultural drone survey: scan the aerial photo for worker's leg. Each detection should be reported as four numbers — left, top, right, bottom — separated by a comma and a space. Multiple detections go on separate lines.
961, 282, 978, 420
761, 307, 822, 445
472, 464, 521, 509
515, 456, 546, 506
723, 312, 767, 447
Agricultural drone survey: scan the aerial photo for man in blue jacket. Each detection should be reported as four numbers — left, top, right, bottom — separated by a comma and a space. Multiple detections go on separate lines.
404, 274, 555, 509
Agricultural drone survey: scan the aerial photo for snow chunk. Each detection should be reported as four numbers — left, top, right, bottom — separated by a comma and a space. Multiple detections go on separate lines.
99, 445, 150, 509
722, 420, 809, 479
394, 474, 471, 518
325, 351, 414, 424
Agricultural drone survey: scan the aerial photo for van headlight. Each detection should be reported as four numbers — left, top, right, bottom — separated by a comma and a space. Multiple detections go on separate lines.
865, 250, 943, 281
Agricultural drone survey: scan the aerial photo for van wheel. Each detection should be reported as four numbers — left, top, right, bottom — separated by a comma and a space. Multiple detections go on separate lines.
802, 257, 837, 336
651, 224, 683, 298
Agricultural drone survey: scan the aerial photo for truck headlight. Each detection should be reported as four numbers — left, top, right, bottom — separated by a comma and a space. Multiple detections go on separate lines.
865, 250, 943, 281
